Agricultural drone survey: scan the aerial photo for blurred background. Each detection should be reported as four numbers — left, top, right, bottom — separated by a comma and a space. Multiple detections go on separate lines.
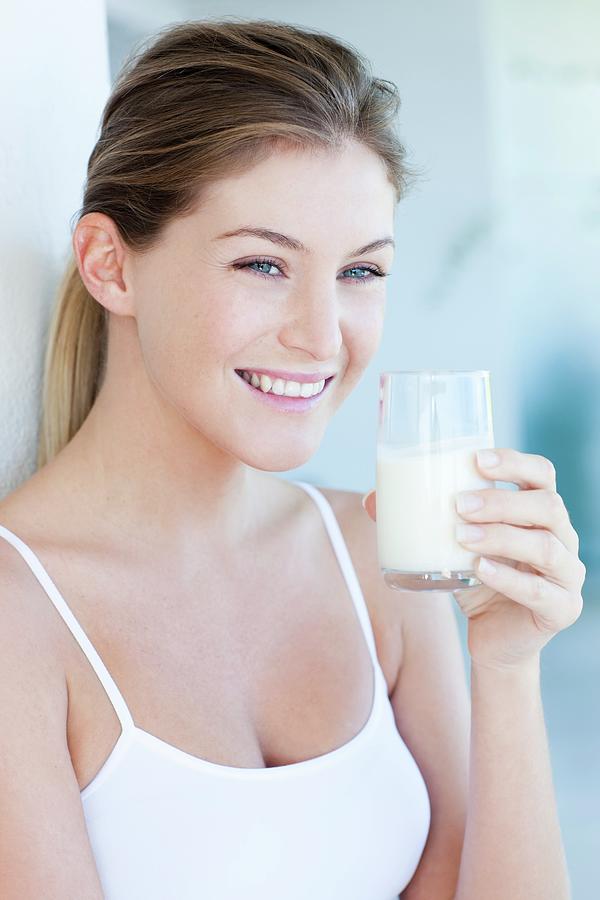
1, 0, 598, 895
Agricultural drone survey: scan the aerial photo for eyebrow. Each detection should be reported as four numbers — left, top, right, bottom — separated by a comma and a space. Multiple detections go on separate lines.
213, 226, 395, 257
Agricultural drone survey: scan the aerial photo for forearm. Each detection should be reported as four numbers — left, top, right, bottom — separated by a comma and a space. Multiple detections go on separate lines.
454, 658, 570, 900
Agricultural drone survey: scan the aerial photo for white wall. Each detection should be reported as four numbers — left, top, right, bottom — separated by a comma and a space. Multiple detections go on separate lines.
0, 0, 111, 497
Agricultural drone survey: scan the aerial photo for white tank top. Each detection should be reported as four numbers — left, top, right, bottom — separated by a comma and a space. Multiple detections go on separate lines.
0, 480, 430, 899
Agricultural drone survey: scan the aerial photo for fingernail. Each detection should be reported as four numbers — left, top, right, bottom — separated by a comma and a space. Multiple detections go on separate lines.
361, 491, 373, 511
477, 449, 500, 468
478, 556, 497, 574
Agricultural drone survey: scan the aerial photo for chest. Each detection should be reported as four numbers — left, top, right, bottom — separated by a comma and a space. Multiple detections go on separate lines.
57, 519, 396, 790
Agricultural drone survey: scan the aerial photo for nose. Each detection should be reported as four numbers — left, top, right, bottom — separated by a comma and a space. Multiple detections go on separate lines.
277, 279, 343, 362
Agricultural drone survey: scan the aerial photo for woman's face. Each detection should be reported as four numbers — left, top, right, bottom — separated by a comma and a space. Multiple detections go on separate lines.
128, 140, 396, 472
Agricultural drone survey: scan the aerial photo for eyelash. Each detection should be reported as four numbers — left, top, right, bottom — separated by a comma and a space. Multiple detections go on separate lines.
232, 256, 389, 285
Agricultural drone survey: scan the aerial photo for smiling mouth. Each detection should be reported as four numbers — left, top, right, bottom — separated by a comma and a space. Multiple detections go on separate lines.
234, 369, 337, 409
234, 369, 335, 398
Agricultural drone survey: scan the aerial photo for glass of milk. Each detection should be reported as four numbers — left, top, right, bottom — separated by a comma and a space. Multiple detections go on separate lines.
376, 370, 495, 592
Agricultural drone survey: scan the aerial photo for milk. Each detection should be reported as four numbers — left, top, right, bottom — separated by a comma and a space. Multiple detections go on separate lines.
376, 435, 496, 573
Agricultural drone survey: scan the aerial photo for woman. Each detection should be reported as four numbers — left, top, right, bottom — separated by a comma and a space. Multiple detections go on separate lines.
0, 19, 584, 900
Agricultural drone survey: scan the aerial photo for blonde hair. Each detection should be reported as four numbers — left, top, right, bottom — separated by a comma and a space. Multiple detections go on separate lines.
37, 17, 410, 469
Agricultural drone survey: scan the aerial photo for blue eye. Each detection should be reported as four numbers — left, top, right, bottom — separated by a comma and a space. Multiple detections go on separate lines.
340, 265, 387, 284
233, 257, 388, 284
233, 258, 284, 280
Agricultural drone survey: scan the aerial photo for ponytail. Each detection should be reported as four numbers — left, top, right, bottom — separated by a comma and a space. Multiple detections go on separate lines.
37, 256, 107, 469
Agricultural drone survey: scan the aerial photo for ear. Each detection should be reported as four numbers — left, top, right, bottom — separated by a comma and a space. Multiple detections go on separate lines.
72, 212, 136, 318
361, 490, 376, 521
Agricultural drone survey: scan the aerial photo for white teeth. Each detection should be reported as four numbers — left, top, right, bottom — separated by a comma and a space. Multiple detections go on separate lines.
284, 380, 301, 397
238, 370, 327, 398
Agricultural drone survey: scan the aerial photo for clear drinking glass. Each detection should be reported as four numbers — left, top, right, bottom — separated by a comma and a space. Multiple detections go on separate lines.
376, 370, 495, 592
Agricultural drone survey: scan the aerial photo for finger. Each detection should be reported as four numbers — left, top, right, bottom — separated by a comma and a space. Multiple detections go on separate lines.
466, 555, 584, 631
475, 447, 557, 491
456, 487, 579, 554
455, 522, 586, 590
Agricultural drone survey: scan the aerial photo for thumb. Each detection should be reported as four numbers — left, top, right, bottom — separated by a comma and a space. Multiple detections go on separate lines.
361, 490, 376, 521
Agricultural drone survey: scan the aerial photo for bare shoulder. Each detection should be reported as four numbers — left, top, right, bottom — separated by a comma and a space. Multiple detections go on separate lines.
0, 481, 71, 654
0, 537, 68, 737
316, 486, 404, 696
0, 535, 104, 897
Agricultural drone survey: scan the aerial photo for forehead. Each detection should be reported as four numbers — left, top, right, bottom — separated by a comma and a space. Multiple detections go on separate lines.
194, 141, 396, 240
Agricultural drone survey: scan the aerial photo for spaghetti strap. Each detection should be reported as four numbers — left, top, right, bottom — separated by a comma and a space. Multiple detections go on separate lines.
292, 481, 379, 665
0, 523, 135, 735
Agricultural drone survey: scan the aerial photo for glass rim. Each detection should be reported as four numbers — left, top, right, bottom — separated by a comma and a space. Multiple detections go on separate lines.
380, 369, 490, 376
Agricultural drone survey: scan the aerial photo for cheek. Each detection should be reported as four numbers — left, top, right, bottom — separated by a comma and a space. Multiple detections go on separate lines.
135, 291, 213, 396
135, 287, 256, 421
137, 309, 193, 399
345, 301, 385, 371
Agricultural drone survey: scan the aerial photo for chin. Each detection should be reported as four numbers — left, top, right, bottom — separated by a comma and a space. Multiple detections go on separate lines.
239, 439, 322, 473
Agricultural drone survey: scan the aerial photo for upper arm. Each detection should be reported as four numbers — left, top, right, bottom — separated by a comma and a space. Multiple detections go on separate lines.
0, 546, 105, 899
328, 489, 470, 900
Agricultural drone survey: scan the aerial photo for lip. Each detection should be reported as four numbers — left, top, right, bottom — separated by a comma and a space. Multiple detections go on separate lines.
234, 367, 336, 384
234, 369, 335, 412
